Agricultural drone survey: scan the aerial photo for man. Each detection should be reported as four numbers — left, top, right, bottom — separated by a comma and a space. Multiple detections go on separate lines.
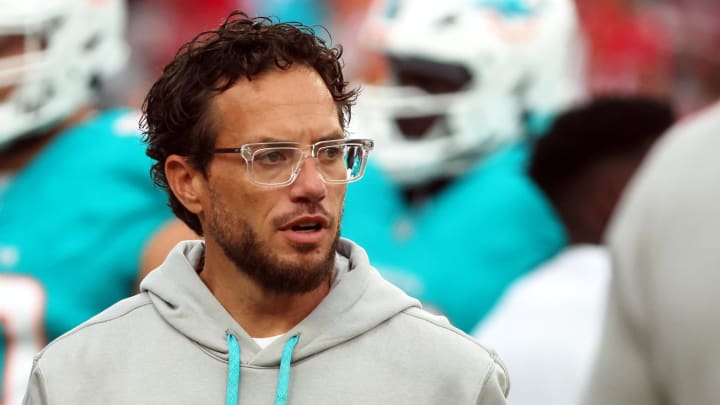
22, 12, 510, 404
0, 1, 195, 404
473, 96, 675, 405
581, 100, 720, 404
342, 0, 584, 331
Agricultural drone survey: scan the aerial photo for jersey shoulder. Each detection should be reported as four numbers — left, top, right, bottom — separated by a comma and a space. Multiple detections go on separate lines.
58, 108, 148, 159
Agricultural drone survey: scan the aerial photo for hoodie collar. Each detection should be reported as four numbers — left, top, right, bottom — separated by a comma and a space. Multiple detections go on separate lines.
140, 238, 419, 366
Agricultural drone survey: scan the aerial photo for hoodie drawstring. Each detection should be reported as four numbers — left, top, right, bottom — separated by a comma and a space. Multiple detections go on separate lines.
226, 333, 241, 405
225, 333, 300, 405
275, 335, 299, 405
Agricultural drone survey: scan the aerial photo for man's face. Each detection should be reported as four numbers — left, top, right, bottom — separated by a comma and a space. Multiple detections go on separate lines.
202, 65, 346, 293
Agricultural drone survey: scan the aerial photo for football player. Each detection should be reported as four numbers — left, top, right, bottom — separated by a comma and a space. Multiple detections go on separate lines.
0, 1, 196, 403
342, 0, 585, 331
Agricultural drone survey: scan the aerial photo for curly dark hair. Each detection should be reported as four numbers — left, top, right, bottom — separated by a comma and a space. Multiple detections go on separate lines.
141, 11, 358, 235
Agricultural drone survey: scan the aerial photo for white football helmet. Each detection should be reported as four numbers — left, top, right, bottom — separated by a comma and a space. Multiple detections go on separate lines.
354, 0, 585, 185
0, 0, 128, 148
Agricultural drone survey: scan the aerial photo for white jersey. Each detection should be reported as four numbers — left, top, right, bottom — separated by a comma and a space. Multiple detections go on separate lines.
473, 245, 610, 405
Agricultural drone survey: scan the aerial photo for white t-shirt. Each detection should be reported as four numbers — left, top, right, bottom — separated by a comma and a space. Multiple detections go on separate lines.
253, 334, 283, 349
473, 245, 610, 405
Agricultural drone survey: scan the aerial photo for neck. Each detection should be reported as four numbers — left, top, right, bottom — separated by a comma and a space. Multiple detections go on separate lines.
567, 226, 602, 246
199, 240, 332, 338
559, 204, 605, 246
0, 107, 95, 172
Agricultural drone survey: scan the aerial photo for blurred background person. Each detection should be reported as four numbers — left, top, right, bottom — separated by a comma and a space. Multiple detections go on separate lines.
341, 0, 585, 331
473, 96, 675, 405
0, 1, 195, 403
582, 99, 720, 405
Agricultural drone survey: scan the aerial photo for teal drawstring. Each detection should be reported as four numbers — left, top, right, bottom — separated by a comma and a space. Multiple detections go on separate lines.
224, 333, 299, 405
226, 333, 240, 405
275, 335, 299, 405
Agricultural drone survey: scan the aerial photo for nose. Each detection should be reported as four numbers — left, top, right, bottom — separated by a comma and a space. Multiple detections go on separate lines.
288, 154, 326, 203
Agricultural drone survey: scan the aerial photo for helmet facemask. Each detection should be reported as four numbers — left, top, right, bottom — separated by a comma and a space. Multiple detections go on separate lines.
354, 0, 584, 186
0, 0, 128, 148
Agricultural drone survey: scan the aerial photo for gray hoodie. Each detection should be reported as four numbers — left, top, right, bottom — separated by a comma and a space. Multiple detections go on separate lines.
23, 239, 510, 404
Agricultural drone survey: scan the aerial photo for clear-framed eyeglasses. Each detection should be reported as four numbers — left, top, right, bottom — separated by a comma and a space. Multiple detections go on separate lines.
213, 138, 375, 187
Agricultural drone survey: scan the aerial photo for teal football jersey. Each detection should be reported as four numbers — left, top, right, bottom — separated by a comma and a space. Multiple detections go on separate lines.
342, 142, 567, 332
0, 110, 174, 405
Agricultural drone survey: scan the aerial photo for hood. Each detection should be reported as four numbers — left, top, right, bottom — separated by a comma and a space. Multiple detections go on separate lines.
140, 238, 420, 367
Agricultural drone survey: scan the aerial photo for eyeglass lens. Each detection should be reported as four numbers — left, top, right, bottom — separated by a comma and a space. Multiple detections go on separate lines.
251, 143, 365, 185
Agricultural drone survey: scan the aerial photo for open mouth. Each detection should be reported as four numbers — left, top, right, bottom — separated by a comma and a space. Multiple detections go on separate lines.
291, 222, 323, 232
280, 215, 330, 245
281, 214, 330, 232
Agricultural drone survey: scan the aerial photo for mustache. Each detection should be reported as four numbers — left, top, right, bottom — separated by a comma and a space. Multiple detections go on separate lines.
271, 203, 334, 228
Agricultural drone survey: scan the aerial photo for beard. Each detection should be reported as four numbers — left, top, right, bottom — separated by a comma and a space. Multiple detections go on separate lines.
206, 188, 340, 294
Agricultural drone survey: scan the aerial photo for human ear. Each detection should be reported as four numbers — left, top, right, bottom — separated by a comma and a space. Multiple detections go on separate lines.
165, 155, 206, 215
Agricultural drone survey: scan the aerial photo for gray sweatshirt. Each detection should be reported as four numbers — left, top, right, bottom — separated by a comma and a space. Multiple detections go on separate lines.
23, 238, 509, 404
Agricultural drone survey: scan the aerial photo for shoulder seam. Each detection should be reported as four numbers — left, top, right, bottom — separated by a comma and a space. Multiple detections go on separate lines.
29, 358, 50, 404
475, 358, 499, 402
36, 296, 154, 358
399, 308, 491, 350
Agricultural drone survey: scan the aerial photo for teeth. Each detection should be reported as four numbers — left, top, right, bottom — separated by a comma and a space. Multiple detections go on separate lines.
292, 222, 320, 232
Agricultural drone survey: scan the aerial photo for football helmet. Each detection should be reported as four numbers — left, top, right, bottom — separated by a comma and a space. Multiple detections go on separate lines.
0, 0, 128, 148
355, 0, 584, 185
